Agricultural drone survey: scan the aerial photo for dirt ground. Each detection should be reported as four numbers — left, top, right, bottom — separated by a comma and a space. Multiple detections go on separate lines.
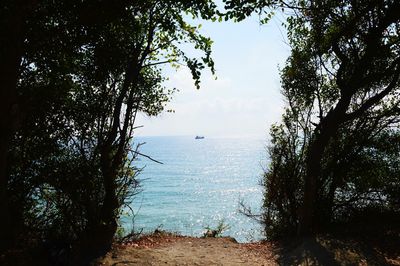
99, 236, 277, 266
98, 232, 400, 266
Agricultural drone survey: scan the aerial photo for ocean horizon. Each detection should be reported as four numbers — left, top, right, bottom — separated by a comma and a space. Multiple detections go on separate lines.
121, 135, 267, 242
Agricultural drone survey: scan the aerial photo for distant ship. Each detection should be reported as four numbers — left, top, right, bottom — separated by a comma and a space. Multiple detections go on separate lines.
195, 136, 205, 139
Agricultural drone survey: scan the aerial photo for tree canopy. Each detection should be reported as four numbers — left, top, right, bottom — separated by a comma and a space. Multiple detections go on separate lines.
258, 0, 400, 238
1, 0, 219, 263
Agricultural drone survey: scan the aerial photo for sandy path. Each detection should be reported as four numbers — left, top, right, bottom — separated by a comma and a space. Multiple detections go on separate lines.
98, 233, 400, 265
100, 237, 277, 266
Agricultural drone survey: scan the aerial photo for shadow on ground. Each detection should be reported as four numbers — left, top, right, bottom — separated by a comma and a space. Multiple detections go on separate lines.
275, 234, 400, 266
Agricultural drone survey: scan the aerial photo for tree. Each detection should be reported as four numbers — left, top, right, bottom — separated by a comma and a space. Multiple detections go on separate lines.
3, 0, 218, 263
0, 0, 40, 251
260, 0, 400, 237
289, 0, 400, 235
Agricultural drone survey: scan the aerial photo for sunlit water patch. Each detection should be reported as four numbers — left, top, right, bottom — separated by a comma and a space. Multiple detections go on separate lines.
120, 136, 266, 242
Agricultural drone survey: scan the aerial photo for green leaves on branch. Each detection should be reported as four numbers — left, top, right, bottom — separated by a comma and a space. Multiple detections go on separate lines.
7, 0, 221, 261
261, 0, 400, 238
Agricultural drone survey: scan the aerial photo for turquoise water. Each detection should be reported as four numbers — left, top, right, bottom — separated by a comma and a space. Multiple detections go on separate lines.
123, 136, 266, 242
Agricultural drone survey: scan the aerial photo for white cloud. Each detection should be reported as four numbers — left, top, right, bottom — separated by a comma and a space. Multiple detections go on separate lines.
135, 15, 289, 138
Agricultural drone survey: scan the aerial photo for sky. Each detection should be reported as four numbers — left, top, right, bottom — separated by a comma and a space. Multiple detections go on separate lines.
136, 13, 290, 138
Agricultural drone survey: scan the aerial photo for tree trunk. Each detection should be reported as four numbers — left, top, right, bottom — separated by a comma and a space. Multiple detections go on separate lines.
0, 1, 25, 251
70, 147, 120, 265
298, 96, 351, 235
70, 220, 118, 265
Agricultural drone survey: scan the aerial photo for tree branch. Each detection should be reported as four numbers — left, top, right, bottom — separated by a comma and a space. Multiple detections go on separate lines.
344, 65, 400, 121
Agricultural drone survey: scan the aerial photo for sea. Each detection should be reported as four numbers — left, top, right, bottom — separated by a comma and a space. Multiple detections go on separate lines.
121, 136, 267, 242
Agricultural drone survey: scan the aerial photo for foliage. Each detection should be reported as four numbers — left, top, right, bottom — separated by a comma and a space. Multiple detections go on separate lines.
2, 0, 219, 263
203, 220, 231, 238
259, 0, 400, 238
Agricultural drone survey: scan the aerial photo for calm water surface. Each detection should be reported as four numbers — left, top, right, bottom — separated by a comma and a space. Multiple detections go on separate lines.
121, 136, 266, 242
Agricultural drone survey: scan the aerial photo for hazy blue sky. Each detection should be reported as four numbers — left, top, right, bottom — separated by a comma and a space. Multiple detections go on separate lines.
136, 14, 290, 138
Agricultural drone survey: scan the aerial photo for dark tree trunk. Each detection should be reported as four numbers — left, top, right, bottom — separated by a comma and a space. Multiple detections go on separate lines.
70, 221, 118, 266
69, 148, 120, 265
0, 1, 27, 251
298, 95, 351, 235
